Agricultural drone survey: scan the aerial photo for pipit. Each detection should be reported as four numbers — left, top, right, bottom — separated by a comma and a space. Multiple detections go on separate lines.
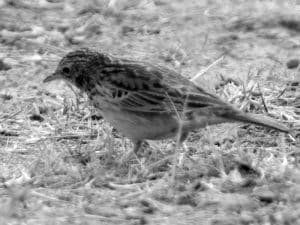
43, 48, 289, 154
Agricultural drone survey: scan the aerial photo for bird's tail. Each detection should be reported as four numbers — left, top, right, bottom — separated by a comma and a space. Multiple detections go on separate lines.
181, 105, 290, 133
223, 112, 290, 133
182, 108, 290, 133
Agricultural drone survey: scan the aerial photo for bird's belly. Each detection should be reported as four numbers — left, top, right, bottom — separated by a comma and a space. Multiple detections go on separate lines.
101, 109, 179, 141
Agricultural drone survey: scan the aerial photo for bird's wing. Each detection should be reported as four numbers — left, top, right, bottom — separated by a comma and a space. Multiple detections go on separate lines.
98, 58, 233, 114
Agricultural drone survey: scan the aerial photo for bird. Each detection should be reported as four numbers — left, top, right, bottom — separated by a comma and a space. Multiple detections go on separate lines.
43, 48, 290, 154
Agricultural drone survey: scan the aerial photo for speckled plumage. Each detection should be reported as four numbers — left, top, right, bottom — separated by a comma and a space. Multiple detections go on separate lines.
44, 48, 289, 153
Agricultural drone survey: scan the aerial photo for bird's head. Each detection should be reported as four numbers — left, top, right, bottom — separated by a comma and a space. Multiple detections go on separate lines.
43, 48, 102, 90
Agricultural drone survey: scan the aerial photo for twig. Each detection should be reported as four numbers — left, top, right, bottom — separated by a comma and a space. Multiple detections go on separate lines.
52, 134, 98, 140
191, 54, 225, 82
106, 182, 142, 191
30, 190, 74, 205
165, 92, 183, 184
0, 108, 25, 123
277, 87, 287, 98
26, 134, 99, 144
146, 155, 174, 172
257, 84, 269, 113
0, 130, 19, 136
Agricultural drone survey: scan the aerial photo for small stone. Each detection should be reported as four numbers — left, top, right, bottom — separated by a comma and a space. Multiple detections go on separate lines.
124, 207, 142, 219
240, 212, 254, 224
175, 192, 197, 206
122, 25, 135, 35
253, 186, 277, 203
286, 59, 299, 69
29, 114, 44, 122
0, 59, 11, 71
0, 93, 13, 100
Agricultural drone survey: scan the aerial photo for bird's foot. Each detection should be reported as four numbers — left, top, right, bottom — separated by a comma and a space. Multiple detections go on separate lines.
178, 143, 196, 167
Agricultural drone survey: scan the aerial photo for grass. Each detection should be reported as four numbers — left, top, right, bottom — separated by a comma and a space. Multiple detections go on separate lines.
0, 0, 299, 224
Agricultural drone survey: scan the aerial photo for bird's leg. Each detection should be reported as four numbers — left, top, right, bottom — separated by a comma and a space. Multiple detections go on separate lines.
133, 140, 143, 156
119, 140, 143, 165
177, 132, 196, 165
179, 132, 189, 145
178, 132, 189, 166
182, 142, 189, 152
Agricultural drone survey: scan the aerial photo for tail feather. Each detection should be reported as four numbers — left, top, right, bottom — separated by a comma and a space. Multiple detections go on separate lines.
182, 107, 290, 133
225, 112, 290, 133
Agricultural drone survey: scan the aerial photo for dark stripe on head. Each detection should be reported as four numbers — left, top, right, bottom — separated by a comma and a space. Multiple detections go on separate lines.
60, 49, 97, 65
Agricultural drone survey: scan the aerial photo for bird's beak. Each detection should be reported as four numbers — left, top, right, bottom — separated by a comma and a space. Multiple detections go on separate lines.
43, 72, 62, 83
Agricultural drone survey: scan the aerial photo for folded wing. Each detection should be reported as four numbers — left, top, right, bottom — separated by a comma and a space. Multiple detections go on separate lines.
98, 58, 231, 115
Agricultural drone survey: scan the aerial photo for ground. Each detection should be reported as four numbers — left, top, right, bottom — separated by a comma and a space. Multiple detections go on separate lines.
0, 0, 299, 224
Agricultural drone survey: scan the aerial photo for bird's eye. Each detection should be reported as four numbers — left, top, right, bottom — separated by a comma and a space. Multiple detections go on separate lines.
62, 67, 70, 74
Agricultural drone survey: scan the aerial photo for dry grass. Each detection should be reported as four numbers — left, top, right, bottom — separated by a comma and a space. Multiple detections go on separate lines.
0, 0, 299, 224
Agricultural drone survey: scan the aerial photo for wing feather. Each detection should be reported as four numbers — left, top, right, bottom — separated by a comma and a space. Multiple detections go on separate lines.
98, 56, 232, 114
